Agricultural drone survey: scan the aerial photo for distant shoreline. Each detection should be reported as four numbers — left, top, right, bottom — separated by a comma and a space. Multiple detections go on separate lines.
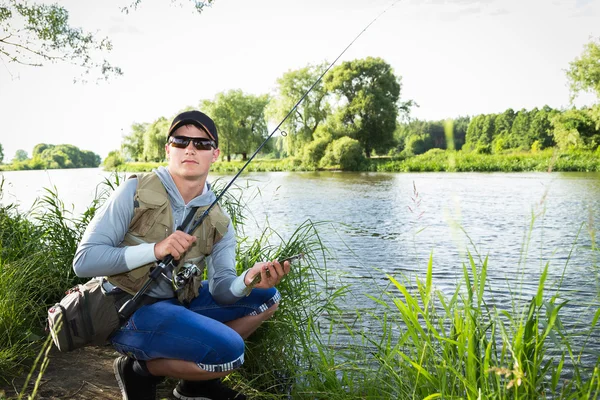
1, 148, 599, 173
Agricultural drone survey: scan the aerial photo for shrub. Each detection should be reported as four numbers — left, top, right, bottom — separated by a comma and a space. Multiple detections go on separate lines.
302, 136, 331, 168
319, 137, 365, 170
404, 134, 432, 156
103, 150, 124, 170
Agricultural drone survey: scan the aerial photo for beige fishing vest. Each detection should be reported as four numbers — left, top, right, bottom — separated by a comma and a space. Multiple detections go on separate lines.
107, 173, 230, 304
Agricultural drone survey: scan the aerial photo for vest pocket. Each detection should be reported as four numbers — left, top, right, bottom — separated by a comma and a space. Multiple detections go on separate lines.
130, 194, 168, 236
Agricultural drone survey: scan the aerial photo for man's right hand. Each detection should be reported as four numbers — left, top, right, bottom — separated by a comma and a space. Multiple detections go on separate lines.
154, 231, 196, 260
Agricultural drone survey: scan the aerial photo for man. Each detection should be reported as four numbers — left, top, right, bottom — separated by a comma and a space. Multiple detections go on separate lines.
73, 110, 290, 400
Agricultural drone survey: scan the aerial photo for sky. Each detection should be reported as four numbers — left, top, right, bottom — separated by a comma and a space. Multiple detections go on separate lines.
1, 0, 599, 161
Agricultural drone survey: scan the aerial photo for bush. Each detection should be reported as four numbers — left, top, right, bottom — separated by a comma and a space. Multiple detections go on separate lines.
103, 150, 124, 170
404, 134, 432, 156
319, 137, 365, 170
474, 144, 492, 154
302, 137, 331, 169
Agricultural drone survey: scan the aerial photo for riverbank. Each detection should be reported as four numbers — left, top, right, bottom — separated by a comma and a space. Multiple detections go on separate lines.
106, 148, 600, 173
1, 148, 598, 173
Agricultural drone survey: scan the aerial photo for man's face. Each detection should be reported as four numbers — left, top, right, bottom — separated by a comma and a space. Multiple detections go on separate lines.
165, 124, 220, 181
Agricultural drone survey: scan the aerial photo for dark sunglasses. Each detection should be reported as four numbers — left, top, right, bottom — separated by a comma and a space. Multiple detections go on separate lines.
169, 136, 216, 151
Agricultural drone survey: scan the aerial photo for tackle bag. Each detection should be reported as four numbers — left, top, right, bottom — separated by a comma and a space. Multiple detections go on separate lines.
47, 278, 129, 352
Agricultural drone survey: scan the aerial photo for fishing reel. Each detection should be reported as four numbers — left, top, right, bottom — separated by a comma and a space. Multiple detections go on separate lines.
172, 262, 201, 291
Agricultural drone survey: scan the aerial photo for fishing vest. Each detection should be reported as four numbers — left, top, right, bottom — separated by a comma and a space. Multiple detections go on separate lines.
107, 173, 230, 304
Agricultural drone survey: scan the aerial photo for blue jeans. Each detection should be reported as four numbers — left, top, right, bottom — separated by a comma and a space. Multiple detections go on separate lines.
110, 281, 280, 373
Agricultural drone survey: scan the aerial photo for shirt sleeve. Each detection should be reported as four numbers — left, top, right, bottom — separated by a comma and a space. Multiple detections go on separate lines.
206, 220, 249, 304
73, 178, 157, 278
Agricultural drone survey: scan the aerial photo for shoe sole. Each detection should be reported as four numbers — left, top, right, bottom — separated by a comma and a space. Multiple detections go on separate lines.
172, 389, 211, 400
113, 357, 129, 400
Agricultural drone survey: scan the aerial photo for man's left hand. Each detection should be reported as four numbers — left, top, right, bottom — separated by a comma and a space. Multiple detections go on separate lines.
244, 259, 291, 289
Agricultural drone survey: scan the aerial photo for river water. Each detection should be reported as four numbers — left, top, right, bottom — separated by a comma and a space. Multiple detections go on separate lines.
1, 168, 599, 363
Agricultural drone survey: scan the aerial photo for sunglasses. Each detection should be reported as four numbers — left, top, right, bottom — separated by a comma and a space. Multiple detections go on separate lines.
169, 136, 216, 151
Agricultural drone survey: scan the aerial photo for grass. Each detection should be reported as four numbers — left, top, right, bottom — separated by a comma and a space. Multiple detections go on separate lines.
0, 173, 599, 399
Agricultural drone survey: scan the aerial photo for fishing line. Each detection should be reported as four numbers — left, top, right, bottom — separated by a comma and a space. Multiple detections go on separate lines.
205, 0, 402, 215
119, 0, 402, 318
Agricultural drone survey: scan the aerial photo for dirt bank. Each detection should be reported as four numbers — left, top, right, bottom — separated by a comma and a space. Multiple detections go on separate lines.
2, 346, 177, 400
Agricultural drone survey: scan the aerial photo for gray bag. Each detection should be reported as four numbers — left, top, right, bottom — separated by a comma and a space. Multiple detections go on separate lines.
47, 278, 126, 352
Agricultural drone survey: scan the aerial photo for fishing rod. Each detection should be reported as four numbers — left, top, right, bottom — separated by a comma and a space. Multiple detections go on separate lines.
118, 0, 401, 320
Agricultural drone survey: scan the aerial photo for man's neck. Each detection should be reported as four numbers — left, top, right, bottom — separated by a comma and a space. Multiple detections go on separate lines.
171, 174, 207, 204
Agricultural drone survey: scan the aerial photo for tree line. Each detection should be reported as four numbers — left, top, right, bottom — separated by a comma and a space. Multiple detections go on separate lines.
396, 104, 599, 157
108, 37, 600, 170
0, 144, 101, 170
107, 56, 413, 170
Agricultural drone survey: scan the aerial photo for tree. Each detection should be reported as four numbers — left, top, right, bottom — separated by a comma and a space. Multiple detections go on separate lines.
142, 117, 169, 162
12, 149, 28, 162
103, 150, 124, 169
465, 115, 484, 149
452, 116, 470, 150
567, 37, 600, 101
22, 143, 101, 169
122, 122, 147, 161
268, 63, 330, 156
551, 108, 600, 150
494, 108, 515, 139
528, 106, 556, 149
510, 109, 531, 149
0, 143, 3, 163
202, 90, 270, 161
32, 143, 49, 157
1, 0, 214, 79
325, 57, 408, 158
0, 0, 120, 80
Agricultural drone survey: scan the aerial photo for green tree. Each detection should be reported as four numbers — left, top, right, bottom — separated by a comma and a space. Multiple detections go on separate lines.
551, 108, 600, 150
465, 115, 485, 149
567, 37, 600, 101
32, 143, 49, 157
1, 0, 215, 79
452, 116, 470, 150
103, 150, 124, 169
0, 0, 121, 80
528, 106, 556, 149
12, 149, 28, 162
268, 63, 330, 156
202, 90, 270, 162
81, 150, 101, 167
142, 117, 169, 162
494, 108, 515, 139
509, 109, 531, 149
325, 57, 408, 158
33, 144, 100, 168
122, 122, 147, 161
0, 143, 3, 163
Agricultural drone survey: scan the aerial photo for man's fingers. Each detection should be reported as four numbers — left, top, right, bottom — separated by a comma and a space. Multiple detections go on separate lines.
155, 231, 196, 260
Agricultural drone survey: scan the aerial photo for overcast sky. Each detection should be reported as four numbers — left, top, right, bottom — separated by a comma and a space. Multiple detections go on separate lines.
1, 0, 599, 161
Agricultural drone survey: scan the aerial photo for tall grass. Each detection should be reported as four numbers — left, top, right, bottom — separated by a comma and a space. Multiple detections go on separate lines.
0, 175, 116, 383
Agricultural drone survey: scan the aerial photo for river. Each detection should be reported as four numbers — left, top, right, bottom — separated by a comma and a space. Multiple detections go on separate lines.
1, 168, 599, 364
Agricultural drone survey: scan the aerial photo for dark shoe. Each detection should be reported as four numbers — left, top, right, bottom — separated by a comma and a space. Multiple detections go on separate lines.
113, 356, 159, 400
173, 379, 246, 400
